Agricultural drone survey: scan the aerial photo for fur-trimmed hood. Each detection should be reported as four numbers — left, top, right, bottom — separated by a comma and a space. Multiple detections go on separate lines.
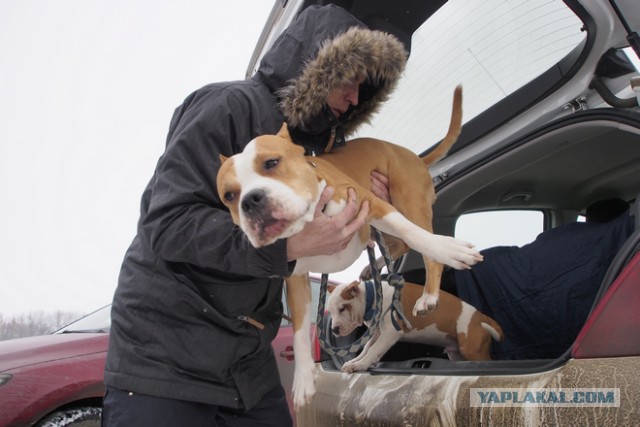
254, 4, 407, 151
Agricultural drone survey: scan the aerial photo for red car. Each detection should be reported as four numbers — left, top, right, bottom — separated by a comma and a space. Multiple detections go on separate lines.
0, 306, 109, 426
0, 276, 328, 427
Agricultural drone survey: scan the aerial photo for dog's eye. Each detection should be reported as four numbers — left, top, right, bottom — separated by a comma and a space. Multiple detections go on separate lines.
224, 192, 236, 202
264, 158, 279, 170
338, 306, 346, 313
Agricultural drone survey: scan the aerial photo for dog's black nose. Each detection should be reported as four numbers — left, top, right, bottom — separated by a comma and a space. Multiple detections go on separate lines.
331, 326, 340, 335
241, 189, 266, 215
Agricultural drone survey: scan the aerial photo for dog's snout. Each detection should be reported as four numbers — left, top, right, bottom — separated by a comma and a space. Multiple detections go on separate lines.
242, 189, 267, 214
331, 326, 341, 336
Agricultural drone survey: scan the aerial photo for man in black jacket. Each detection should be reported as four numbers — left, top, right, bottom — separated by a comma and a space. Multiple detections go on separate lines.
102, 4, 407, 426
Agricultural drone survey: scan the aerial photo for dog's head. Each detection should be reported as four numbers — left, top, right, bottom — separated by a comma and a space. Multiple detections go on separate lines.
326, 280, 366, 336
217, 123, 324, 248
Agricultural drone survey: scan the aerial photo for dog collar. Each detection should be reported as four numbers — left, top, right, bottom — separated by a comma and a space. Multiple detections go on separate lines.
363, 280, 375, 323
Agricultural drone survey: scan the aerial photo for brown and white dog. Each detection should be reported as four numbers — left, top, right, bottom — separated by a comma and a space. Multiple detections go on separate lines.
327, 280, 504, 372
216, 87, 482, 408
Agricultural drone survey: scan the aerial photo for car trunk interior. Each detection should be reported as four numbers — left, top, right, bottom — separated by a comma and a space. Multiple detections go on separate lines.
434, 110, 640, 220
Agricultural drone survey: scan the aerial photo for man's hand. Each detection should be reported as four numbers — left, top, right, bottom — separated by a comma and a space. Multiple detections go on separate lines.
287, 187, 369, 261
370, 170, 391, 203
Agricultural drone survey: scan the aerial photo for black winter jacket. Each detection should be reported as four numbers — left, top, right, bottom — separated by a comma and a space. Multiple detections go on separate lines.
105, 4, 406, 410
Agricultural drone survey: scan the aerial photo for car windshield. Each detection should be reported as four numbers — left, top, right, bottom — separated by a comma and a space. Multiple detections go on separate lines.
355, 0, 586, 152
54, 304, 111, 334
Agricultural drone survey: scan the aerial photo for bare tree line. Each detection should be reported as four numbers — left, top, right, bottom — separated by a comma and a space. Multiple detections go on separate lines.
0, 310, 83, 341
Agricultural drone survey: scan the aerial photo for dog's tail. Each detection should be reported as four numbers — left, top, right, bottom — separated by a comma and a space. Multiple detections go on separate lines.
481, 317, 504, 343
420, 85, 463, 166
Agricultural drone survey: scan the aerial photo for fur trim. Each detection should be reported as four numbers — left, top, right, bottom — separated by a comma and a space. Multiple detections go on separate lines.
279, 26, 407, 137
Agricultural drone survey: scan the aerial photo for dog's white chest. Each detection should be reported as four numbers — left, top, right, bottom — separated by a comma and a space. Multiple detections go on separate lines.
293, 233, 364, 274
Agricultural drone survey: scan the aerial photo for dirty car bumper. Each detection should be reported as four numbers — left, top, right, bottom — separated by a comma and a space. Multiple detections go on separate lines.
296, 357, 639, 426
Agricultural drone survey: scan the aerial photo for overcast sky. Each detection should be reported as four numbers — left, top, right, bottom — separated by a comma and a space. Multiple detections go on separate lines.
0, 1, 289, 317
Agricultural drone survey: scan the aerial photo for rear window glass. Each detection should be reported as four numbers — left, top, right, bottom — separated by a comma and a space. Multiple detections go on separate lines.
356, 0, 585, 151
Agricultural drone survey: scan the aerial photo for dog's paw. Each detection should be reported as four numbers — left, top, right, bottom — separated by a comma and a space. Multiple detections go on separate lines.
341, 360, 369, 373
292, 364, 316, 410
412, 294, 438, 316
431, 235, 483, 270
360, 255, 386, 280
359, 264, 373, 280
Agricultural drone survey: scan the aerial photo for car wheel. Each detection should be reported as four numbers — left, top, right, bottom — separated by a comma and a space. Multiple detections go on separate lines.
36, 407, 101, 427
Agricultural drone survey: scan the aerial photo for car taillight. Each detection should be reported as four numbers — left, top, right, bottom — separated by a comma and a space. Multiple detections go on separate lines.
572, 252, 640, 358
311, 324, 322, 362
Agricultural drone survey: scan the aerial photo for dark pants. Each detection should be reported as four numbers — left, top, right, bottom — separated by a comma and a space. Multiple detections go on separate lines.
101, 385, 293, 427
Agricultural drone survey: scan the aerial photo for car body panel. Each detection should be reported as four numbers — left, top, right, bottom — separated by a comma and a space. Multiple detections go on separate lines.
572, 251, 640, 358
0, 333, 107, 371
0, 334, 107, 427
297, 357, 640, 426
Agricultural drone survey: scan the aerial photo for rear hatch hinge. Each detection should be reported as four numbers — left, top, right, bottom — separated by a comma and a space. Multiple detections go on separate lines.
433, 172, 448, 185
562, 95, 589, 113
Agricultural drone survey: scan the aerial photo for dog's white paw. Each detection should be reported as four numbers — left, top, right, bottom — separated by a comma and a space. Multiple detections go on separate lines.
412, 294, 438, 316
431, 235, 483, 270
341, 360, 369, 373
292, 363, 316, 410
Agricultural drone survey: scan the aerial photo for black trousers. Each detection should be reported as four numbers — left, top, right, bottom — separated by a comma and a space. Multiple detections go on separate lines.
101, 385, 293, 427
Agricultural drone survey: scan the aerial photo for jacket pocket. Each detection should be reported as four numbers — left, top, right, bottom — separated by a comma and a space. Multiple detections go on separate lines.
197, 279, 263, 316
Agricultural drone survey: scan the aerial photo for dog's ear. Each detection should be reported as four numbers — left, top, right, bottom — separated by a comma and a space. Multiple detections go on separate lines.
327, 283, 337, 293
219, 154, 228, 165
341, 281, 360, 300
276, 122, 291, 140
